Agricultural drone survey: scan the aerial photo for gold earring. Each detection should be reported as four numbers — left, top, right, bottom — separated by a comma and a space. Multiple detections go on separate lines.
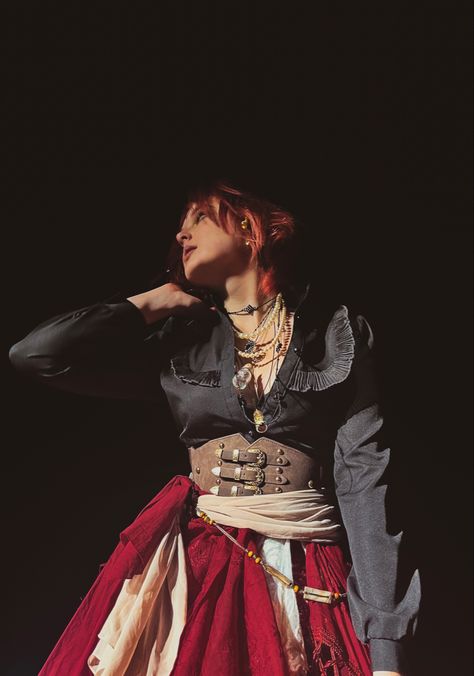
241, 217, 251, 245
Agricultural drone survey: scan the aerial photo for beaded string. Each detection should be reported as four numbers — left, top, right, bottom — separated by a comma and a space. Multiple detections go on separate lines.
235, 306, 294, 432
231, 293, 284, 346
237, 303, 308, 433
234, 296, 287, 361
196, 507, 347, 605
236, 310, 281, 419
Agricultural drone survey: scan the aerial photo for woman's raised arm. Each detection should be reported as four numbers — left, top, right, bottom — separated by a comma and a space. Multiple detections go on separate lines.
8, 283, 216, 403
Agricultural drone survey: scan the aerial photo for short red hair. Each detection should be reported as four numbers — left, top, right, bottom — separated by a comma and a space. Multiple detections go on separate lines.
164, 178, 305, 300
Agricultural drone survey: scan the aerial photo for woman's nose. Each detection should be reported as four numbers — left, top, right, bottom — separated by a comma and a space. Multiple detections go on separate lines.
176, 231, 188, 247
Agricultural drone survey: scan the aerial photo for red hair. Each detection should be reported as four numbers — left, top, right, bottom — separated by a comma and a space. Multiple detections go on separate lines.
164, 178, 305, 300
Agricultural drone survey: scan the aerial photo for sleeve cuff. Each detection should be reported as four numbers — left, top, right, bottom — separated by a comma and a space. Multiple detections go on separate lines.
115, 299, 148, 325
369, 637, 409, 673
103, 299, 150, 331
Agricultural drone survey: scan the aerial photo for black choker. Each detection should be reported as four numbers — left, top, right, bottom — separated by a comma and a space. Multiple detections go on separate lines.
225, 295, 278, 316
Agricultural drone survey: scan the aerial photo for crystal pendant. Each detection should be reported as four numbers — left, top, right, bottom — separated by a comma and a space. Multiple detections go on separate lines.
232, 364, 253, 390
253, 408, 268, 433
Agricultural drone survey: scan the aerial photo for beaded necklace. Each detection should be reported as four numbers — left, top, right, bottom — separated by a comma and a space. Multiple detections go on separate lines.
232, 300, 289, 433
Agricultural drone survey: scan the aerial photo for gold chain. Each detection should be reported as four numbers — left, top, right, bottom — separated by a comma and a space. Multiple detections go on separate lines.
234, 301, 288, 363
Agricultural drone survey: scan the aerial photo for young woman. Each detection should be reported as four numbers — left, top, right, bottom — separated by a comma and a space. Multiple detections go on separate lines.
9, 180, 421, 675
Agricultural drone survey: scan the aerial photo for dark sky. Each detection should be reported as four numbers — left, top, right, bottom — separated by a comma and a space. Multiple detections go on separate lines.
2, 4, 472, 675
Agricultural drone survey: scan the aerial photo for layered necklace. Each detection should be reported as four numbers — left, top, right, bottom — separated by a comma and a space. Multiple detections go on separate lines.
228, 292, 290, 433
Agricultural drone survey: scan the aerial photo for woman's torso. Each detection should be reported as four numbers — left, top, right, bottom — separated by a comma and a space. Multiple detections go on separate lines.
159, 282, 359, 487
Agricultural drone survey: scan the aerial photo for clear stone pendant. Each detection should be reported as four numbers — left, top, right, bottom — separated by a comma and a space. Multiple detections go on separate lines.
232, 364, 253, 390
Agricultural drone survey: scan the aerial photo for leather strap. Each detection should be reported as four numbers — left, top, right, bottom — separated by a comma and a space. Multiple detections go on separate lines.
188, 432, 325, 497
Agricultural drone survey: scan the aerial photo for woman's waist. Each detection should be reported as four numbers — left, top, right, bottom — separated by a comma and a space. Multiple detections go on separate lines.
188, 432, 330, 497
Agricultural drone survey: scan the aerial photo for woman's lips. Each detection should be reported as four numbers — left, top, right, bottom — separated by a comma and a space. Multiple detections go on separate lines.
183, 248, 196, 261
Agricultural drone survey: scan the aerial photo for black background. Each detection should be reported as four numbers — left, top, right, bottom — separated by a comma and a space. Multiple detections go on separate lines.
2, 3, 472, 675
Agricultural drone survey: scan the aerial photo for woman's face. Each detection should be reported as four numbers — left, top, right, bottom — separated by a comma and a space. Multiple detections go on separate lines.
176, 197, 251, 289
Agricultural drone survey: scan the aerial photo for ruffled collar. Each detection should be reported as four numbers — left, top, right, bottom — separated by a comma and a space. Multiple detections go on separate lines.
171, 280, 357, 394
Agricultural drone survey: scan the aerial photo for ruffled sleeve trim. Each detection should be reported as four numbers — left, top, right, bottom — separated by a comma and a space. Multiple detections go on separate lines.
288, 304, 356, 392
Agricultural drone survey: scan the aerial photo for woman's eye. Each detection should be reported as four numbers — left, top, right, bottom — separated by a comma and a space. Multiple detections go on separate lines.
196, 212, 206, 222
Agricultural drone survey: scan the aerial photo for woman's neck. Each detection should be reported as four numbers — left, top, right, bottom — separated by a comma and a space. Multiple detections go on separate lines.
215, 275, 279, 329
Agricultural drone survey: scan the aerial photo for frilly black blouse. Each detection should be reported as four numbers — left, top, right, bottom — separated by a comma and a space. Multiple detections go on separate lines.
8, 279, 421, 673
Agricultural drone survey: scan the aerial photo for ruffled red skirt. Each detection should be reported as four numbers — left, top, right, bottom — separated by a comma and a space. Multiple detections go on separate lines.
38, 475, 372, 675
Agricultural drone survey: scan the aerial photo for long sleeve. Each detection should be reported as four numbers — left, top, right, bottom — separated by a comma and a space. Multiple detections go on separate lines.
333, 311, 421, 674
8, 297, 176, 403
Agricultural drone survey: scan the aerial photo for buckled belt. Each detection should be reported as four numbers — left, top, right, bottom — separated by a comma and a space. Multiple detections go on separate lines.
188, 433, 324, 496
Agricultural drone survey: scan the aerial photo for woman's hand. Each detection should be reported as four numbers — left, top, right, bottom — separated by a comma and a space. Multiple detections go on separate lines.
160, 283, 218, 319
127, 283, 217, 325
373, 671, 402, 676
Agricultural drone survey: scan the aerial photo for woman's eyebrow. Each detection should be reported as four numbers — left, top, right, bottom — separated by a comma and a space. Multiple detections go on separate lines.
178, 207, 200, 233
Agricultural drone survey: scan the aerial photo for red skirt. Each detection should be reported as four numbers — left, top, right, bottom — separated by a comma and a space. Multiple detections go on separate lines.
38, 475, 372, 675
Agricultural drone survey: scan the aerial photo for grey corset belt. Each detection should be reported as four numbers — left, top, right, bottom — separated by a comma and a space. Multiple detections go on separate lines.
188, 433, 326, 497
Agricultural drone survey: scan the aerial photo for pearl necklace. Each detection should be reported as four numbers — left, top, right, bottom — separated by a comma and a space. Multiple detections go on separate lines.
234, 301, 287, 364
231, 292, 283, 343
232, 300, 289, 433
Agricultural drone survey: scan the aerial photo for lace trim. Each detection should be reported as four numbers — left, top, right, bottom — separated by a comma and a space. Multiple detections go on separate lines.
288, 305, 355, 392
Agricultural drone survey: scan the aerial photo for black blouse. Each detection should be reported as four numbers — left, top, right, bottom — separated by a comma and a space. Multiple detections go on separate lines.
8, 280, 421, 673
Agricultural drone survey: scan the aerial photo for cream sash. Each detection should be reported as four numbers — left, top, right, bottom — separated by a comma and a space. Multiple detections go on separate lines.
196, 487, 343, 543
87, 486, 342, 675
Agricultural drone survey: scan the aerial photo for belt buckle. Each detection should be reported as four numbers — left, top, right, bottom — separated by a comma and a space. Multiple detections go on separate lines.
242, 464, 265, 494
247, 448, 267, 467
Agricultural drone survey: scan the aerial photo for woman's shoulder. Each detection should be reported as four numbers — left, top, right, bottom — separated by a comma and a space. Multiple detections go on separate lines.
287, 285, 376, 393
297, 281, 375, 347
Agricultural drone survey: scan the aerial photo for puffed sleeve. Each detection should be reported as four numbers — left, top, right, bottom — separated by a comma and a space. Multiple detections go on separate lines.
333, 311, 421, 674
8, 295, 177, 403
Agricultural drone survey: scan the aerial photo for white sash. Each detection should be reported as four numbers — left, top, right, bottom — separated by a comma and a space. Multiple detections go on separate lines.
87, 487, 342, 675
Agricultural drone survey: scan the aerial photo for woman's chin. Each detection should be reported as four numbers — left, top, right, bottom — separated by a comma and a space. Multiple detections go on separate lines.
184, 261, 211, 286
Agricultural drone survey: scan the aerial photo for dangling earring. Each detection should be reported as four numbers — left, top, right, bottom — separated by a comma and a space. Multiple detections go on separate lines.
241, 217, 251, 245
